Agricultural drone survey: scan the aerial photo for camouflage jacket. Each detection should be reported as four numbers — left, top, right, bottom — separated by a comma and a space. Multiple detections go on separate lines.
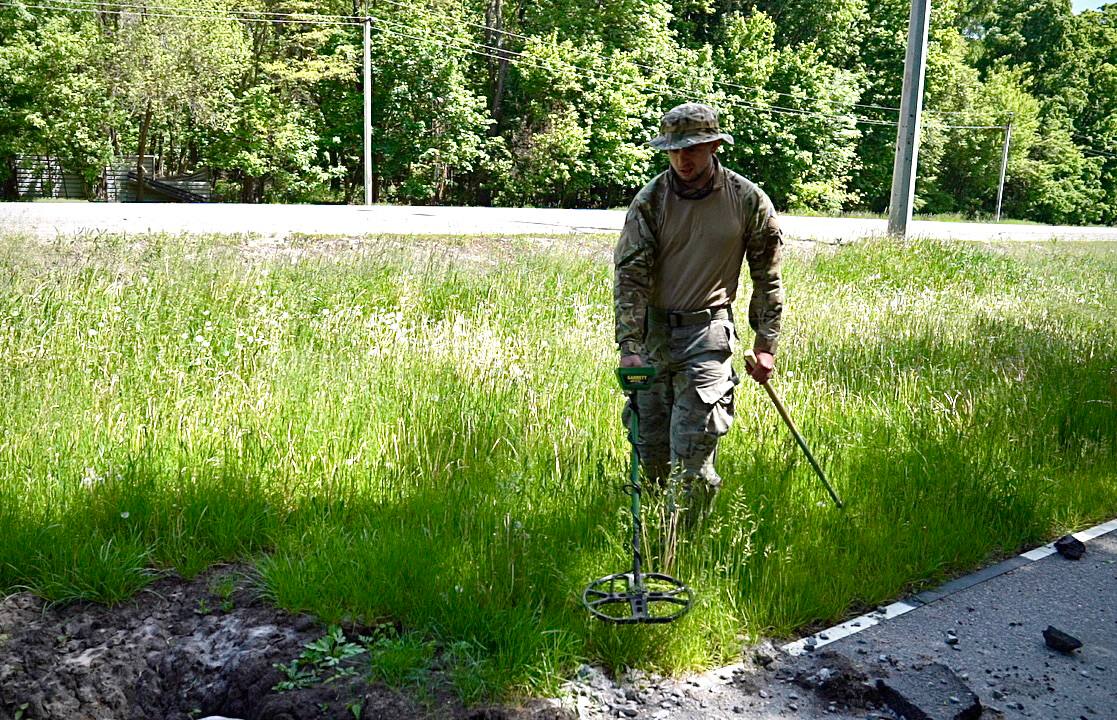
614, 164, 784, 357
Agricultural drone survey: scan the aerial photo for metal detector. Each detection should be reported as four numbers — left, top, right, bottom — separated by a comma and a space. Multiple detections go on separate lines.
582, 366, 694, 624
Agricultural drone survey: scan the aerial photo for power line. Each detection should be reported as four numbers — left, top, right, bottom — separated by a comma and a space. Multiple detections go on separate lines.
13, 0, 1020, 130
1072, 132, 1117, 155
373, 0, 905, 116
9, 0, 898, 128
366, 12, 900, 128
1083, 148, 1117, 160
6, 0, 1008, 134
926, 122, 1008, 131
371, 0, 1017, 126
6, 0, 364, 21
1, 0, 362, 25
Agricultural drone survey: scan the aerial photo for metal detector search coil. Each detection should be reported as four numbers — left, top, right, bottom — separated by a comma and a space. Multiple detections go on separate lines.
581, 366, 694, 624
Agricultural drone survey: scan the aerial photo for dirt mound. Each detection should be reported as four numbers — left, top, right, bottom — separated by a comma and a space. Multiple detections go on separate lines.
0, 568, 567, 720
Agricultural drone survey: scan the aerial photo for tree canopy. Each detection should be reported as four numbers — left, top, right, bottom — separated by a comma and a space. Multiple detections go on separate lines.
1, 0, 1114, 223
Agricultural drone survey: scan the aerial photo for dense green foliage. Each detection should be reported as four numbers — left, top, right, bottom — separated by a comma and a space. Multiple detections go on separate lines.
1, 232, 1115, 697
1, 0, 1115, 218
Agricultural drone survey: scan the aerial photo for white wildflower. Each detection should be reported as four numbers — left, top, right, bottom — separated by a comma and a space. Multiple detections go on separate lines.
81, 467, 102, 489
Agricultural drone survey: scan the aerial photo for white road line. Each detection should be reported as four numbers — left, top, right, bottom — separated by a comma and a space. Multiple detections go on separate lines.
781, 517, 1117, 656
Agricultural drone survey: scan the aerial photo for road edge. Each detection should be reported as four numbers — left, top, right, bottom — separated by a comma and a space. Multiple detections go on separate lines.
781, 517, 1117, 656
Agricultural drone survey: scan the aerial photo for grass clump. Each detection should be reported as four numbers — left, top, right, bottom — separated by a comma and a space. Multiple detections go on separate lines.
0, 232, 1115, 699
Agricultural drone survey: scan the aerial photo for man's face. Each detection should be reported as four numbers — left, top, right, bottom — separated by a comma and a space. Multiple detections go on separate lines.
667, 140, 721, 182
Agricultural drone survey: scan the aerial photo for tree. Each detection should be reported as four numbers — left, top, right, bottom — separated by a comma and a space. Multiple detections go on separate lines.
920, 65, 1030, 216
714, 11, 862, 212
201, 0, 356, 202
102, 0, 248, 199
1068, 5, 1117, 223
0, 4, 116, 197
2, 0, 1114, 219
490, 35, 656, 207
358, 1, 491, 204
845, 0, 909, 212
915, 1, 991, 216
1004, 101, 1104, 226
204, 85, 327, 202
970, 0, 1081, 110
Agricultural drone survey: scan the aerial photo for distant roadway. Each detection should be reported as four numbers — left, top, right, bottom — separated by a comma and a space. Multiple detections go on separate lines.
2, 202, 1116, 243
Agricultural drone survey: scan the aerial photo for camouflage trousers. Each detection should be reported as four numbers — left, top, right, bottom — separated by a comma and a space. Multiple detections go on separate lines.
623, 307, 738, 524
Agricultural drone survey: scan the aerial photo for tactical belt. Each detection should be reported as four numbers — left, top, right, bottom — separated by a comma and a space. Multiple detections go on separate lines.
648, 304, 733, 328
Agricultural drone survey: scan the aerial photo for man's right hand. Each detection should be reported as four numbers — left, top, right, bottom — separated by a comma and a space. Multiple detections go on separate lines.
619, 354, 644, 368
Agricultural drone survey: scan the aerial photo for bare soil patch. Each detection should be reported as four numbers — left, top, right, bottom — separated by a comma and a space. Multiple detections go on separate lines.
0, 567, 566, 720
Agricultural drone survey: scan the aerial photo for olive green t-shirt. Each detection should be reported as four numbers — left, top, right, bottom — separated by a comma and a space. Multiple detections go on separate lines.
651, 171, 748, 311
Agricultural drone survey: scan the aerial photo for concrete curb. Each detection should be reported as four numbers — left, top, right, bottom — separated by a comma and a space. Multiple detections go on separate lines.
781, 517, 1117, 656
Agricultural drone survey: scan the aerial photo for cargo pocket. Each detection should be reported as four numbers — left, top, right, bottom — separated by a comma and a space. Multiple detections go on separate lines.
701, 380, 736, 436
691, 348, 736, 405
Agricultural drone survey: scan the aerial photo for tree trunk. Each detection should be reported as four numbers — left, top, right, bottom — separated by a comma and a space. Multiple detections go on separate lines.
367, 60, 380, 204
1, 154, 17, 200
486, 0, 510, 127
135, 102, 153, 202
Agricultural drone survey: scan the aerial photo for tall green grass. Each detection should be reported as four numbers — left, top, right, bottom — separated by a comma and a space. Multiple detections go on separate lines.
1, 232, 1114, 698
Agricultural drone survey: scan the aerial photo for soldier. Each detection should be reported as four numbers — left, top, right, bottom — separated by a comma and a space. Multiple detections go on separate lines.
614, 102, 784, 525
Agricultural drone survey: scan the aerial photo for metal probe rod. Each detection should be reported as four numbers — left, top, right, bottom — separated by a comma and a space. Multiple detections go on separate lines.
745, 351, 844, 509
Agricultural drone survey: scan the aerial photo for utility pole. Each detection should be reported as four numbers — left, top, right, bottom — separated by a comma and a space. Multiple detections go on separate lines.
363, 11, 372, 206
994, 114, 1014, 222
887, 0, 932, 237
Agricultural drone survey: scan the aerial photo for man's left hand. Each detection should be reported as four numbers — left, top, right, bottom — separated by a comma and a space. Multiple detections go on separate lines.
749, 350, 775, 384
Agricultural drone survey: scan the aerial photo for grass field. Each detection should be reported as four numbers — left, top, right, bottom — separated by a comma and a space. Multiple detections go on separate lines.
1, 232, 1115, 700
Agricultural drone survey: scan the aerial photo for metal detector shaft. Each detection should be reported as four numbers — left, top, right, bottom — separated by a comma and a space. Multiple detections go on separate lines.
626, 395, 644, 585
745, 351, 844, 509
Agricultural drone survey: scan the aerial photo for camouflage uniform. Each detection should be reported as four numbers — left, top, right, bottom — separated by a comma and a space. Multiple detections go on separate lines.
615, 103, 784, 522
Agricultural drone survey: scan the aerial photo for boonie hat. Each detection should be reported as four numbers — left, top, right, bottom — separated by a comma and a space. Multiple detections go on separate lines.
648, 103, 735, 150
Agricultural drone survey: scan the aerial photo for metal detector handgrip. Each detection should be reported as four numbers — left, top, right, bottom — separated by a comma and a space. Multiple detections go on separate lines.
615, 366, 657, 393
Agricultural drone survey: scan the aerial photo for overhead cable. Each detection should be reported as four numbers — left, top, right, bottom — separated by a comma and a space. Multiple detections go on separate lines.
12, 0, 898, 122
1, 0, 361, 25
6, 0, 894, 128
364, 12, 899, 127
8, 0, 1015, 133
372, 0, 905, 115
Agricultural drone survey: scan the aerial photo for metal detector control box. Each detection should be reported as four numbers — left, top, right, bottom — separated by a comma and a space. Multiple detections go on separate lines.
616, 366, 657, 392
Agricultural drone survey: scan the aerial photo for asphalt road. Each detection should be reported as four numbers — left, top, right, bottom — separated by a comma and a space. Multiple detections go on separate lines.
3, 202, 1117, 242
786, 521, 1117, 720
